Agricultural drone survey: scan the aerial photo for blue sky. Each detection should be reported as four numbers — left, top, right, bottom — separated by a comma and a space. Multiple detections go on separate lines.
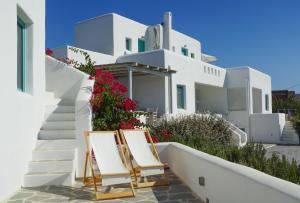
46, 0, 300, 92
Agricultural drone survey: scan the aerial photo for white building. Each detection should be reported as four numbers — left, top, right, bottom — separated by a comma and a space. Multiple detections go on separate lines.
1, 1, 300, 201
54, 12, 298, 145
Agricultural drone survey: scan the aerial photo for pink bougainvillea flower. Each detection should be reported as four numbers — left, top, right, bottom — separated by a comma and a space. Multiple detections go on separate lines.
46, 48, 53, 56
123, 98, 137, 111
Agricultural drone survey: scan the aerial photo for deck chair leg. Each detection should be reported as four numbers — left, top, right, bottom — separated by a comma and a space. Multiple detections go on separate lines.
83, 152, 89, 184
88, 153, 98, 194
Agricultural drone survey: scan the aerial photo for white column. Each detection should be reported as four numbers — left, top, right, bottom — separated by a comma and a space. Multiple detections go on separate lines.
128, 67, 133, 99
164, 75, 170, 114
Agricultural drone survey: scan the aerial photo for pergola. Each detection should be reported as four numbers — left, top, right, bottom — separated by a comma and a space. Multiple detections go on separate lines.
94, 62, 177, 114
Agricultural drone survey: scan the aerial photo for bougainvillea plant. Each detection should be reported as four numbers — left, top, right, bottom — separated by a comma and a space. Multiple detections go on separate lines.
90, 68, 145, 130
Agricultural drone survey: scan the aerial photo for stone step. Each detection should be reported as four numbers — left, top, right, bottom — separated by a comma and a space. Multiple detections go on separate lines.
41, 121, 75, 130
35, 139, 76, 150
38, 130, 76, 140
28, 160, 74, 173
45, 105, 75, 114
23, 171, 75, 187
32, 149, 75, 161
45, 113, 75, 121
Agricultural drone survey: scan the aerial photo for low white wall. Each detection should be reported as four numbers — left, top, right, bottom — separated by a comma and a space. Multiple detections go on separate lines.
250, 113, 285, 143
157, 142, 300, 203
52, 45, 116, 66
46, 56, 85, 102
75, 78, 94, 177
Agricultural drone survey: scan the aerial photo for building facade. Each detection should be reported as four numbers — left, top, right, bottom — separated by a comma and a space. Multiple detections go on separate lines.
54, 12, 288, 143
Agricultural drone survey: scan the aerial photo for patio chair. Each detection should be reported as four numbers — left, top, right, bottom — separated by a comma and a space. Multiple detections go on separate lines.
119, 129, 169, 188
83, 131, 135, 200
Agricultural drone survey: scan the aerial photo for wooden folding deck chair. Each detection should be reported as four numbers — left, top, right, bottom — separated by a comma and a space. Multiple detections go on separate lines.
119, 129, 169, 188
83, 131, 135, 200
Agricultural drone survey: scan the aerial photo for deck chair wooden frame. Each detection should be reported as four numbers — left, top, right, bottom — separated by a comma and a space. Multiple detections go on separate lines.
119, 129, 169, 188
83, 131, 135, 200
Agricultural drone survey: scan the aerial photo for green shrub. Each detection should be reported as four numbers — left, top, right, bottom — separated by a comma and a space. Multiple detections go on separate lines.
151, 114, 300, 184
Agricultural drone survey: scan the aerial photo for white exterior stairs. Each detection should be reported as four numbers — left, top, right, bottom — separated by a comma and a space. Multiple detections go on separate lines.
23, 93, 77, 187
280, 121, 299, 144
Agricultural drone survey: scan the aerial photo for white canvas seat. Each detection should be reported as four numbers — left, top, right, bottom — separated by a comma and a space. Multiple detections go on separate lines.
83, 131, 135, 200
120, 129, 169, 188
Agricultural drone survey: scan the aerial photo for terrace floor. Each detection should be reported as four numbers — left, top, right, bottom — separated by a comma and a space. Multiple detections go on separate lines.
5, 170, 203, 203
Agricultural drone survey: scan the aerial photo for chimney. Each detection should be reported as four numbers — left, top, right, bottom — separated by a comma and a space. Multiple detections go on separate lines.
163, 12, 172, 50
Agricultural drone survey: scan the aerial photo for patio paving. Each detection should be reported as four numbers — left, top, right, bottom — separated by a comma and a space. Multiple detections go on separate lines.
5, 170, 203, 203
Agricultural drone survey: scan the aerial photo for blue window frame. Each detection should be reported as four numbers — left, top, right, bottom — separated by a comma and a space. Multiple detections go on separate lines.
177, 85, 186, 109
126, 38, 132, 51
181, 47, 188, 56
17, 17, 26, 91
138, 38, 145, 52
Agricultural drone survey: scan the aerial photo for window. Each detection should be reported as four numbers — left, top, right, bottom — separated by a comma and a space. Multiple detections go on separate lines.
191, 53, 195, 58
126, 38, 132, 51
172, 46, 176, 52
17, 16, 26, 91
138, 38, 145, 52
177, 85, 186, 109
265, 94, 269, 111
181, 47, 188, 56
204, 66, 206, 73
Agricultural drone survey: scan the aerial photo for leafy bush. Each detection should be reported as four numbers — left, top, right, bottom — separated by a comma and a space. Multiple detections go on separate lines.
151, 115, 300, 184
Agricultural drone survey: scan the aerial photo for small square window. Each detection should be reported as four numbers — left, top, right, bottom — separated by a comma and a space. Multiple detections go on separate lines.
191, 53, 195, 58
181, 47, 188, 56
126, 38, 132, 51
138, 38, 145, 52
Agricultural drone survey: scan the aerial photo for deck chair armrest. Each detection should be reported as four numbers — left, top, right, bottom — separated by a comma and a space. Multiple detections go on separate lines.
137, 164, 164, 169
102, 172, 131, 177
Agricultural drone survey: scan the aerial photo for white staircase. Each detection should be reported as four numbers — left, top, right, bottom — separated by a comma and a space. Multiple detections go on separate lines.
23, 92, 77, 187
280, 121, 299, 144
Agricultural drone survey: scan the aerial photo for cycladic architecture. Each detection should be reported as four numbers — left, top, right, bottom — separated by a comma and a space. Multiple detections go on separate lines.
54, 12, 298, 145
1, 1, 299, 200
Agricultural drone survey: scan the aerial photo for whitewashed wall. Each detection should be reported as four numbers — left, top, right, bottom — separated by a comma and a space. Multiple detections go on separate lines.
74, 13, 203, 60
250, 113, 286, 143
52, 46, 116, 66
75, 14, 114, 55
158, 143, 300, 203
118, 49, 226, 114
118, 75, 166, 115
0, 0, 45, 200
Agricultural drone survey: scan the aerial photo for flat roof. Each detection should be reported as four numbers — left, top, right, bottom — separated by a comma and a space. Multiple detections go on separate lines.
94, 62, 176, 77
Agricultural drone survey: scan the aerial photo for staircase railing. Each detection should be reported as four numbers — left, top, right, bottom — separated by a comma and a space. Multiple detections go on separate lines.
225, 120, 248, 147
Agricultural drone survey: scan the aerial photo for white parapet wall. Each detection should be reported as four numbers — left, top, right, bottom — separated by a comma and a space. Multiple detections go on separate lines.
157, 142, 300, 203
52, 45, 116, 65
250, 113, 286, 143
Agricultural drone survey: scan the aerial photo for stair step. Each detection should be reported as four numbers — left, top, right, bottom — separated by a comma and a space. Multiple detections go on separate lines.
38, 130, 75, 140
32, 149, 75, 161
45, 113, 75, 121
35, 139, 76, 150
23, 171, 74, 187
28, 160, 74, 173
46, 105, 75, 114
41, 121, 75, 130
